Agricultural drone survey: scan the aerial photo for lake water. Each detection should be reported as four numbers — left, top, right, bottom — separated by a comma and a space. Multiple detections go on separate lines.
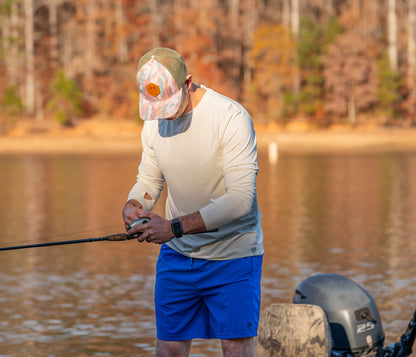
0, 149, 415, 356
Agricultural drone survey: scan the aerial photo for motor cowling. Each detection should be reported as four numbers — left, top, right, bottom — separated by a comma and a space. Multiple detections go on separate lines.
293, 273, 385, 356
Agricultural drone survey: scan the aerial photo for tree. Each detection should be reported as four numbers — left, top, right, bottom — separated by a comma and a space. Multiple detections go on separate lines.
295, 16, 342, 121
1, 0, 20, 85
0, 0, 415, 127
248, 24, 296, 123
297, 17, 324, 118
388, 0, 398, 73
377, 50, 401, 118
408, 0, 416, 109
24, 0, 35, 115
0, 85, 22, 134
323, 32, 380, 125
47, 69, 82, 126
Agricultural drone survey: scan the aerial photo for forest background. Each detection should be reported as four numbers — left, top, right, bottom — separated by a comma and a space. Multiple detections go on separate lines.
0, 0, 416, 134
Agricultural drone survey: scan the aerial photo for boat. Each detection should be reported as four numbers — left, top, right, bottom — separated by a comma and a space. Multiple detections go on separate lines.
256, 273, 416, 357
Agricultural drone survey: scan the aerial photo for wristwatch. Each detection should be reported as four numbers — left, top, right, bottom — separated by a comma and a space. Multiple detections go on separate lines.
171, 218, 183, 238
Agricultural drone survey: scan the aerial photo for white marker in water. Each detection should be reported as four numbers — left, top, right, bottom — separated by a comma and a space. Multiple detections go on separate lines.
268, 142, 278, 164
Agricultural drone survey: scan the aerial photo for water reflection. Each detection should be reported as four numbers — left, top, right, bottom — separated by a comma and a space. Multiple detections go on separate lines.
0, 150, 416, 356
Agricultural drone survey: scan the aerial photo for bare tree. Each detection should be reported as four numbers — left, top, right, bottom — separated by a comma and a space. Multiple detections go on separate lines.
388, 0, 398, 72
291, 0, 299, 37
291, 0, 300, 97
148, 0, 162, 48
83, 0, 96, 103
1, 0, 415, 126
323, 32, 380, 125
408, 0, 416, 91
49, 0, 59, 65
2, 1, 20, 85
24, 0, 35, 115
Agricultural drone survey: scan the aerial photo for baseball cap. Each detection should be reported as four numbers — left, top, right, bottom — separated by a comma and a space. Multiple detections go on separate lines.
136, 48, 187, 120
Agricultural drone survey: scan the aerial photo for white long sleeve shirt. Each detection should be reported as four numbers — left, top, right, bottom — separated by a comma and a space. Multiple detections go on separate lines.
128, 86, 263, 260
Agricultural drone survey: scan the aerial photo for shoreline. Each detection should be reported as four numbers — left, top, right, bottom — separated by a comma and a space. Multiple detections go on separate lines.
1, 120, 416, 155
256, 126, 416, 154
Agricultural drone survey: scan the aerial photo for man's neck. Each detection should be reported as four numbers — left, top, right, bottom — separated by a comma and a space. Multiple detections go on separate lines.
188, 83, 206, 111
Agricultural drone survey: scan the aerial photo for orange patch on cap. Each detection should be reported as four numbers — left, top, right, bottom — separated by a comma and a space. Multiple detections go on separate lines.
146, 83, 160, 97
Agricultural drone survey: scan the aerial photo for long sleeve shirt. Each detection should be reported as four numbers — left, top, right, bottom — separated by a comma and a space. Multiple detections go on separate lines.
128, 86, 263, 260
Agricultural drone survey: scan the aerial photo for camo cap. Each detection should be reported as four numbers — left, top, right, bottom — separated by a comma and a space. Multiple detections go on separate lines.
137, 48, 187, 120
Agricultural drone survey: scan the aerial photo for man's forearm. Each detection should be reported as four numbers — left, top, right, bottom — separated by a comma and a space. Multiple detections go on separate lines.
178, 211, 207, 235
124, 200, 208, 237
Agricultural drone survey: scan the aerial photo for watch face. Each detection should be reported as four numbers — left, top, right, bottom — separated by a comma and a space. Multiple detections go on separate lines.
172, 222, 181, 233
171, 219, 183, 237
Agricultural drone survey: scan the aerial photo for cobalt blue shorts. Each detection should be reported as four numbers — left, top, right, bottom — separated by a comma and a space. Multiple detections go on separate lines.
154, 244, 263, 341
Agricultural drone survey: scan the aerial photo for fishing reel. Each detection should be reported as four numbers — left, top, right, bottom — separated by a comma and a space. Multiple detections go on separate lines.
128, 217, 150, 230
127, 217, 150, 239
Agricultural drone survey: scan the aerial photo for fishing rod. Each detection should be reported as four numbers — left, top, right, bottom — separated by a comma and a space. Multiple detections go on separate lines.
0, 218, 149, 252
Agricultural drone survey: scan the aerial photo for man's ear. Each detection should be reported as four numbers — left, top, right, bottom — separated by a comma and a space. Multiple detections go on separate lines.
185, 74, 192, 89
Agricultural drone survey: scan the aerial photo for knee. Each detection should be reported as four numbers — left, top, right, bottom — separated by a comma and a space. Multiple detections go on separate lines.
221, 337, 255, 357
155, 339, 191, 357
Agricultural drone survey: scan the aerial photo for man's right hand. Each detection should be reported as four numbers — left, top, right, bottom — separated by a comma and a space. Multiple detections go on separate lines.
123, 199, 144, 231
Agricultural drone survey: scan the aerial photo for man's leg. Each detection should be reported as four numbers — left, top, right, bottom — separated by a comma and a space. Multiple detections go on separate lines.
155, 339, 192, 357
221, 337, 255, 357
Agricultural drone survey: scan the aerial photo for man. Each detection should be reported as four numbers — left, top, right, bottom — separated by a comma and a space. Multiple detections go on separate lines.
123, 47, 263, 357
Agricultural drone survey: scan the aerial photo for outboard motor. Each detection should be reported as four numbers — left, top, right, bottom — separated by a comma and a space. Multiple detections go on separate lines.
293, 273, 385, 356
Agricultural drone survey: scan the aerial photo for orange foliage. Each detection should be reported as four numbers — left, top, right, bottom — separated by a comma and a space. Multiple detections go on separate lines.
323, 32, 380, 122
247, 24, 296, 122
1, 0, 416, 125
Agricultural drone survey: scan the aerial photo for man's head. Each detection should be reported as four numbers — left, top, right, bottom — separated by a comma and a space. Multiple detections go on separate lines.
137, 48, 188, 121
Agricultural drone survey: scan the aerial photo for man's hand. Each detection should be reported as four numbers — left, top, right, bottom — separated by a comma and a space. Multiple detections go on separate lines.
129, 212, 174, 244
123, 199, 144, 231
123, 200, 207, 245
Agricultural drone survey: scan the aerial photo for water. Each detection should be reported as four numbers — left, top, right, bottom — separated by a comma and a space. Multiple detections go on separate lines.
0, 150, 415, 356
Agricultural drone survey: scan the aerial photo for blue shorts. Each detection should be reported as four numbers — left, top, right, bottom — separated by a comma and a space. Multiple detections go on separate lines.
154, 244, 263, 341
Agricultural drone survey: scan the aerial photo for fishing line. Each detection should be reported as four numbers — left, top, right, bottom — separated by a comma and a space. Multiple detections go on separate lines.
0, 224, 127, 249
